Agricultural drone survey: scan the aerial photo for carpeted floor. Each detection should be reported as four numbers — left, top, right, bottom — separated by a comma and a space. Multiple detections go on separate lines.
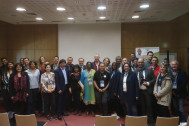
36, 112, 125, 126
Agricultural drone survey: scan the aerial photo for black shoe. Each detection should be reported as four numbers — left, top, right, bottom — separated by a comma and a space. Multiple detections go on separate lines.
58, 115, 62, 120
46, 115, 51, 121
63, 113, 69, 116
52, 115, 57, 120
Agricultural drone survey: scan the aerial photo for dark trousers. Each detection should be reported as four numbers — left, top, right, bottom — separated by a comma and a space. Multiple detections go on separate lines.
108, 96, 120, 115
125, 102, 138, 116
171, 96, 186, 122
140, 90, 153, 124
42, 92, 56, 115
86, 104, 95, 112
2, 89, 13, 112
157, 104, 170, 117
28, 88, 38, 114
72, 87, 81, 111
57, 89, 68, 115
95, 90, 108, 115
14, 101, 27, 115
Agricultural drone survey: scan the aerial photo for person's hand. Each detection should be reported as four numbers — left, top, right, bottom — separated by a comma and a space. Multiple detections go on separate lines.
47, 90, 51, 93
143, 82, 148, 86
58, 90, 62, 94
154, 94, 158, 99
69, 88, 72, 94
11, 96, 14, 100
136, 97, 139, 100
26, 93, 29, 97
118, 95, 120, 99
98, 88, 102, 93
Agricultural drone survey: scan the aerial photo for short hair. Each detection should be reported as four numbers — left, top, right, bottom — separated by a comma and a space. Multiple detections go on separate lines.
59, 59, 66, 64
24, 58, 29, 61
147, 51, 153, 55
1, 57, 7, 62
72, 64, 81, 73
160, 62, 169, 71
115, 56, 122, 61
170, 60, 179, 65
164, 58, 168, 61
29, 60, 37, 68
78, 58, 84, 61
152, 56, 159, 62
54, 56, 59, 59
132, 58, 138, 62
131, 53, 135, 55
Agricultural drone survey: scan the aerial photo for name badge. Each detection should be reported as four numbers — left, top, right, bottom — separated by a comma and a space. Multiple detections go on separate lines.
100, 80, 105, 88
104, 75, 106, 78
123, 83, 127, 92
158, 86, 161, 93
173, 82, 177, 89
88, 79, 93, 85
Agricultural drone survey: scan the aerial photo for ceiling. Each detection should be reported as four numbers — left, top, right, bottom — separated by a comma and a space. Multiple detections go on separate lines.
0, 0, 189, 24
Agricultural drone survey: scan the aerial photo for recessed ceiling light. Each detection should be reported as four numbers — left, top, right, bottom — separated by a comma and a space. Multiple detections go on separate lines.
57, 7, 66, 11
99, 16, 106, 19
16, 7, 26, 12
97, 6, 106, 10
35, 17, 43, 21
132, 15, 139, 19
67, 17, 74, 20
140, 4, 149, 9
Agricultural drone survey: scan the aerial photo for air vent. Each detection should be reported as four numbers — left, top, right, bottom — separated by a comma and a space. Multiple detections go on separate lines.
22, 21, 36, 22
96, 20, 110, 23
26, 13, 37, 16
134, 10, 143, 13
52, 21, 65, 22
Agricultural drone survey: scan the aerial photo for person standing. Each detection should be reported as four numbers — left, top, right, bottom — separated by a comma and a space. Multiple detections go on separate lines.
23, 58, 30, 71
69, 65, 82, 116
108, 62, 121, 116
170, 60, 188, 122
92, 54, 101, 71
9, 63, 30, 115
103, 57, 111, 73
51, 56, 59, 72
26, 61, 40, 114
94, 63, 110, 116
80, 62, 96, 116
55, 59, 69, 120
144, 51, 153, 68
115, 56, 122, 73
1, 61, 14, 112
154, 63, 172, 117
0, 57, 8, 75
118, 63, 139, 116
135, 58, 156, 124
41, 64, 56, 120
78, 58, 86, 73
149, 56, 160, 78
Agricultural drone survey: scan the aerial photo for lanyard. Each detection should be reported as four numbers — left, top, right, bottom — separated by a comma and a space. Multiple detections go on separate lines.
158, 73, 167, 86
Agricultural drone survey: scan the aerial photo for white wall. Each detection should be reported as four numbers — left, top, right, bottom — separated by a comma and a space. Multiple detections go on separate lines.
58, 23, 121, 64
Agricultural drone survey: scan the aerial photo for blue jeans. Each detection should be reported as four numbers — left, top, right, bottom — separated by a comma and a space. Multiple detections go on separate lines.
171, 96, 186, 122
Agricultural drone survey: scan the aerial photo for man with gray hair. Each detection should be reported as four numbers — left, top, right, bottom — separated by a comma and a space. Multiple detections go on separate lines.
170, 60, 188, 122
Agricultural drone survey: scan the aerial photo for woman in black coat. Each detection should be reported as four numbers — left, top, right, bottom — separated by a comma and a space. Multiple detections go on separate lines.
108, 62, 121, 115
118, 63, 139, 116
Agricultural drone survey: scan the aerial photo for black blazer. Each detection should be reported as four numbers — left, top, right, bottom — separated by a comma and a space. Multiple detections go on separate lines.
54, 67, 69, 92
119, 71, 139, 105
135, 67, 156, 94
171, 69, 188, 98
109, 70, 121, 99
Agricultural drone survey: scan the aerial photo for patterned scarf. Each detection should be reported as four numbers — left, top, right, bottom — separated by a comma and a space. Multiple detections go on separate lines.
13, 74, 27, 102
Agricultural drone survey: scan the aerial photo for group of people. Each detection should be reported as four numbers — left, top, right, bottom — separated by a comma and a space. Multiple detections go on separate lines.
0, 51, 188, 125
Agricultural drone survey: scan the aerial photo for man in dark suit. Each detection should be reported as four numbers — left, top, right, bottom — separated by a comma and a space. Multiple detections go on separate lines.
170, 60, 188, 122
78, 58, 86, 73
135, 58, 156, 124
55, 59, 69, 120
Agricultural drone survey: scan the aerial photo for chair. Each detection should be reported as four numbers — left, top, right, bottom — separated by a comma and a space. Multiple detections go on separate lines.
0, 113, 10, 126
156, 117, 179, 126
125, 116, 147, 126
15, 114, 37, 126
95, 115, 117, 126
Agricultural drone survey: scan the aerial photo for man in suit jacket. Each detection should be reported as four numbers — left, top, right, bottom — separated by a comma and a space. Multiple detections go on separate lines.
170, 60, 188, 122
55, 59, 69, 120
78, 58, 86, 73
135, 58, 156, 124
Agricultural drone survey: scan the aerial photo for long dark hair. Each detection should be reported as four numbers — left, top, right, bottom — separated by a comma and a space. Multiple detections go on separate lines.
122, 63, 131, 74
3, 61, 15, 74
72, 64, 81, 73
